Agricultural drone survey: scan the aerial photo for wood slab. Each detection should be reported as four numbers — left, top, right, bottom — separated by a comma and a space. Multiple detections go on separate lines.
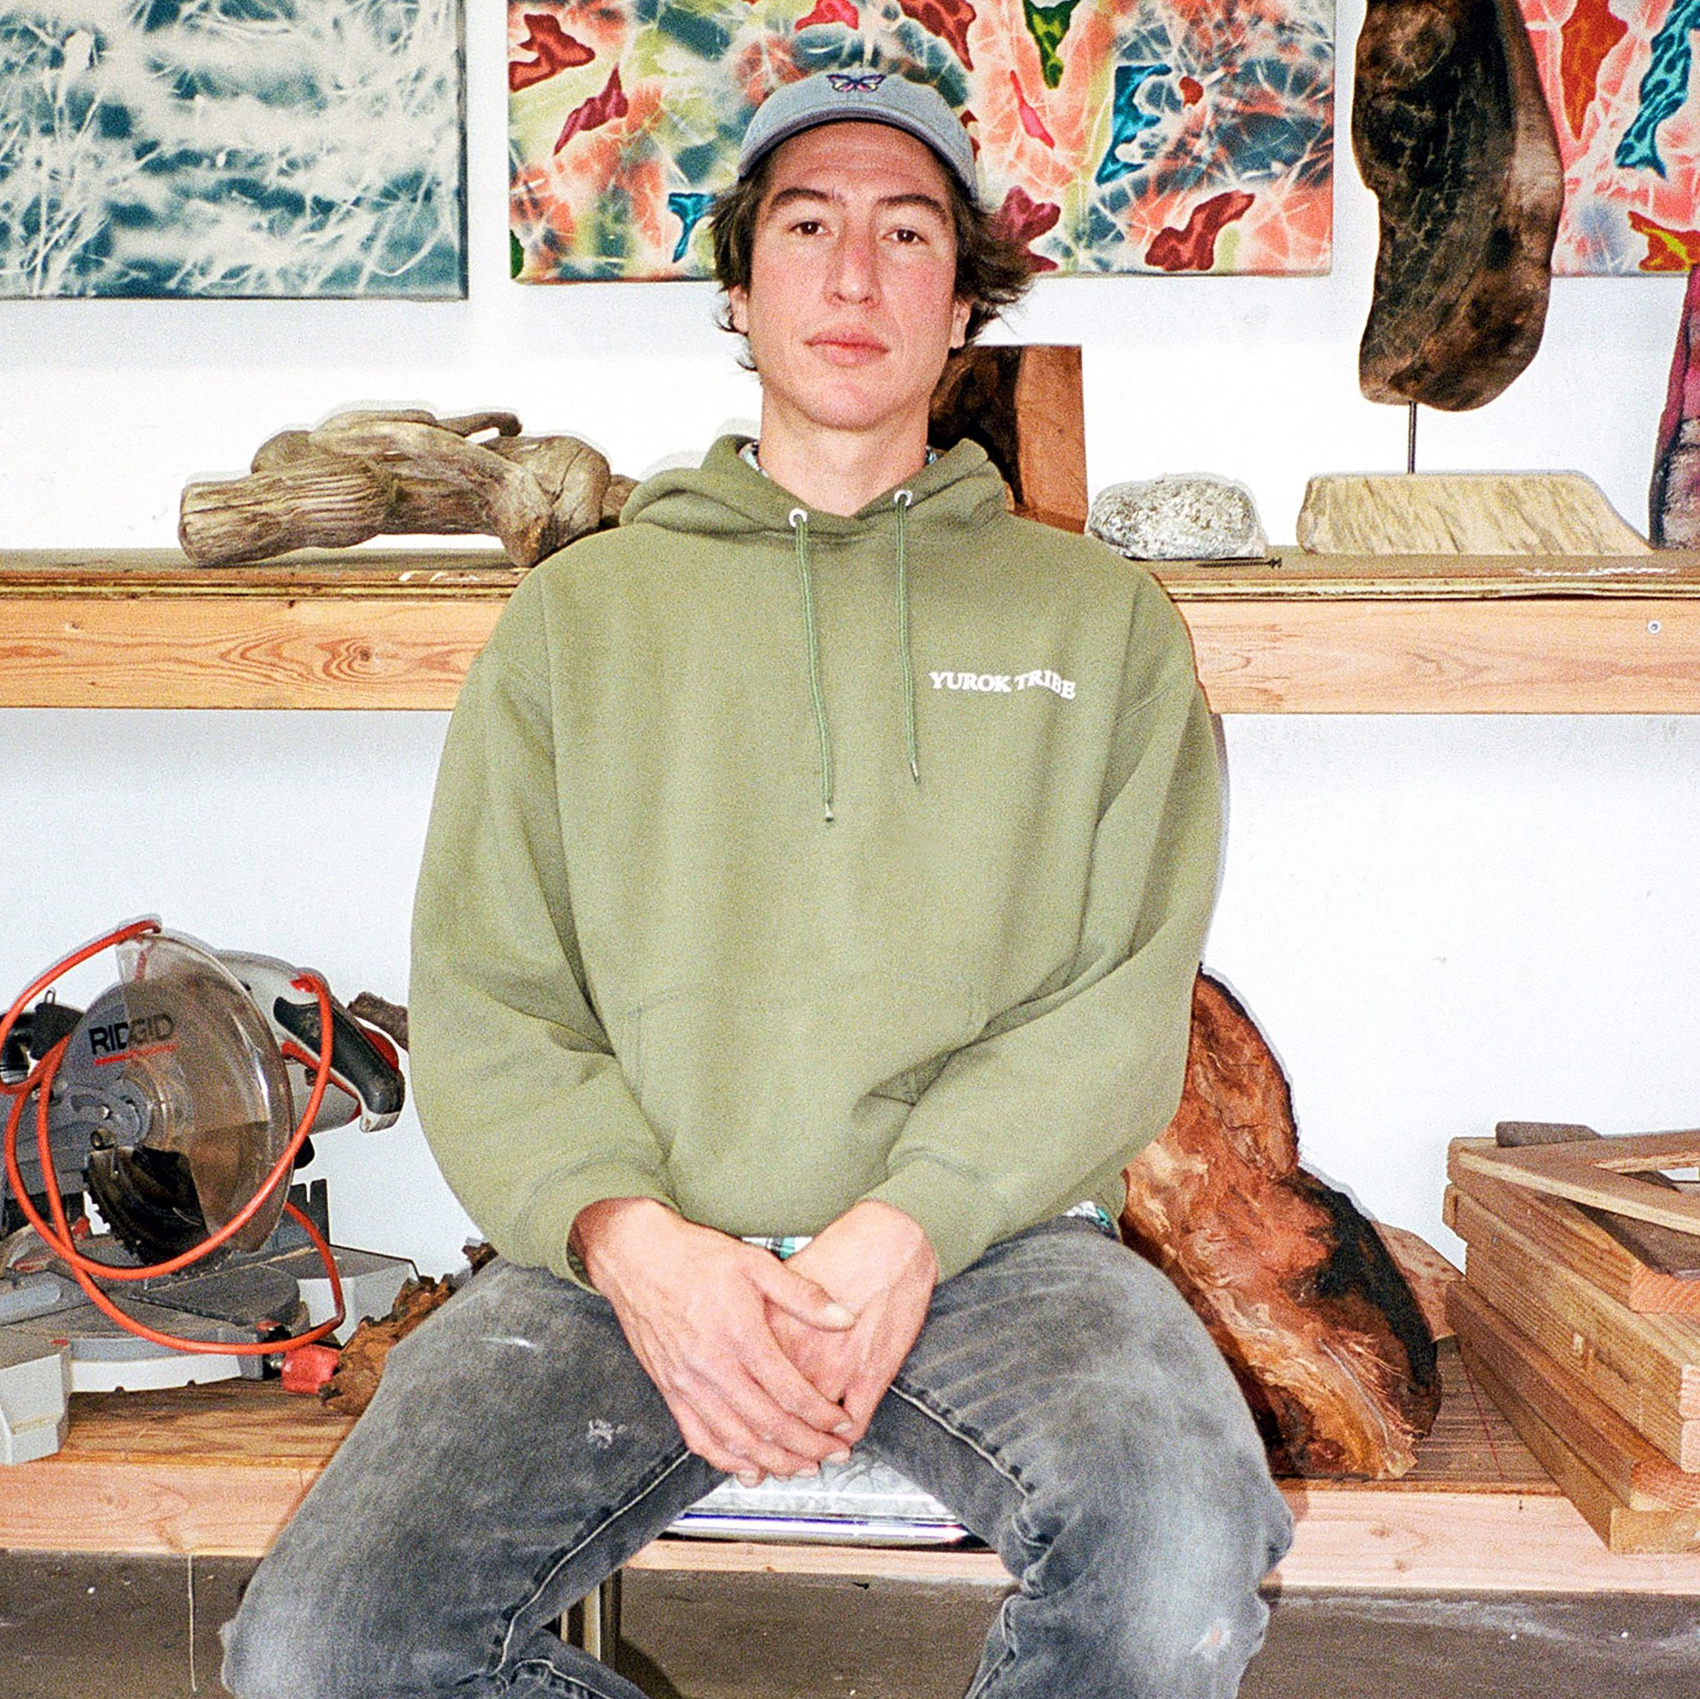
1297, 474, 1648, 556
1458, 1227, 1700, 1469
928, 345, 1087, 532
1448, 1149, 1700, 1315
1453, 1132, 1700, 1239
1488, 1123, 1700, 1283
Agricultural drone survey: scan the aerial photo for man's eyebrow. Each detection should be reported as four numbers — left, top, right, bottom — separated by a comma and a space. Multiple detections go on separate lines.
764, 185, 951, 219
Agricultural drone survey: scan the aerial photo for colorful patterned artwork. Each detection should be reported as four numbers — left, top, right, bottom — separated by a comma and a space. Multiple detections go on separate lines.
0, 2, 467, 300
508, 1, 1334, 282
1520, 0, 1700, 274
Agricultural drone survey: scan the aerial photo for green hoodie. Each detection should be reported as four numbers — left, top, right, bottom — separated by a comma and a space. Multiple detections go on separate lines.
409, 436, 1220, 1283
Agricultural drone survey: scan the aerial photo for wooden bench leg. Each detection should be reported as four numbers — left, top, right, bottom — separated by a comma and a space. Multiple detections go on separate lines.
560, 1568, 624, 1663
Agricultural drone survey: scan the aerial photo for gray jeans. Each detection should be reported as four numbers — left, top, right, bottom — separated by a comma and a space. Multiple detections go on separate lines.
222, 1216, 1292, 1698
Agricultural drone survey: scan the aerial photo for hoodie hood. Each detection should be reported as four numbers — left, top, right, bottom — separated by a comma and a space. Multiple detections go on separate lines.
621, 435, 1011, 821
622, 433, 1010, 537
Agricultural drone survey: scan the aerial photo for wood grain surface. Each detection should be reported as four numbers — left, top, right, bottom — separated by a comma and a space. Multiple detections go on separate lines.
5, 551, 1700, 712
1449, 1282, 1700, 1512
1447, 1152, 1700, 1315
1454, 1133, 1700, 1238
4, 1343, 1697, 1591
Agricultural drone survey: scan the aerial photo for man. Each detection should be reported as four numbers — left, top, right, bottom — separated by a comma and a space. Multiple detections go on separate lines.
224, 70, 1291, 1699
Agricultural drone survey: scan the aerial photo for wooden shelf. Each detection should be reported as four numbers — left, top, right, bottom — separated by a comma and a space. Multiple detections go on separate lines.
5, 548, 1700, 713
3, 1343, 1695, 1593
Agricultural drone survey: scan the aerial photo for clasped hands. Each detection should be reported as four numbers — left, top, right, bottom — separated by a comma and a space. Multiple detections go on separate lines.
571, 1196, 938, 1484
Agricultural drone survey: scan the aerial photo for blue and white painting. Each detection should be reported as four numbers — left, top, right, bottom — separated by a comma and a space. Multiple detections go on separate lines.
0, 1, 466, 298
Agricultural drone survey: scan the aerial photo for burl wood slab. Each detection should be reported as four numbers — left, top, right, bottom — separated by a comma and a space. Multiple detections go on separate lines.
1124, 975, 1441, 1478
1353, 0, 1563, 410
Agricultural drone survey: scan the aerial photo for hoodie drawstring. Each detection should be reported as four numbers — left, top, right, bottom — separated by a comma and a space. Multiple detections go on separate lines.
788, 494, 922, 825
893, 489, 920, 784
789, 507, 834, 823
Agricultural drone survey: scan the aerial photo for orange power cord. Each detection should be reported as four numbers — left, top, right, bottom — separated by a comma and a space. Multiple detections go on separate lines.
1, 919, 346, 1358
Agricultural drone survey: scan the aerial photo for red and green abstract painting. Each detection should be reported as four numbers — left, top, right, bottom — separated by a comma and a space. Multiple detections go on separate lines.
508, 0, 1335, 281
1521, 0, 1700, 275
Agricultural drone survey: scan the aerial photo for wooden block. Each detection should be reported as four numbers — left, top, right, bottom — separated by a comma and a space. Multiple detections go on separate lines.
1447, 1148, 1700, 1314
929, 346, 1086, 532
1448, 1281, 1700, 1510
1460, 1232, 1700, 1469
1296, 473, 1650, 555
1461, 1344, 1700, 1554
1489, 1123, 1700, 1279
1453, 1130, 1700, 1239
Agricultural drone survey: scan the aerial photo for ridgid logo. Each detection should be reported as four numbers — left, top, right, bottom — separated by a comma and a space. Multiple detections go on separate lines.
929, 669, 1077, 701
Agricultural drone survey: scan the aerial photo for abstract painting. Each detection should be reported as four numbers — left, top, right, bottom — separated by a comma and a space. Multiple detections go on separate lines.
1520, 0, 1700, 274
0, 1, 466, 299
509, 0, 1334, 282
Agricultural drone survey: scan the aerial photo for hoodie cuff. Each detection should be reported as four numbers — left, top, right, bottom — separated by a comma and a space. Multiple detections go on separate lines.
864, 1160, 1014, 1285
506, 1161, 677, 1290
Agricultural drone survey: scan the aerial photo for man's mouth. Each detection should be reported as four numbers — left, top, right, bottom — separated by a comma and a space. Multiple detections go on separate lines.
807, 330, 889, 365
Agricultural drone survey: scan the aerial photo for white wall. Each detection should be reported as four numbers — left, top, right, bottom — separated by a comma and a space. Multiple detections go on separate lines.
4, 4, 1697, 1274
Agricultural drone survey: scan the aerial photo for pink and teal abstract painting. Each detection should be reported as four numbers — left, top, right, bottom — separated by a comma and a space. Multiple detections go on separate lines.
1521, 0, 1700, 274
0, 1, 466, 299
509, 0, 1335, 282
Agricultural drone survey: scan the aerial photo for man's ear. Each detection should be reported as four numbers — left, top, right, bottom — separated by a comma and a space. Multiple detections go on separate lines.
727, 285, 749, 337
950, 296, 971, 350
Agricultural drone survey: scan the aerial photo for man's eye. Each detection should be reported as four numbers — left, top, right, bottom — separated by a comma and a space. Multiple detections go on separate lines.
791, 219, 825, 236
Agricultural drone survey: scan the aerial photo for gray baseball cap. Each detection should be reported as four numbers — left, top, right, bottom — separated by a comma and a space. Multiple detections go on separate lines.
737, 70, 979, 205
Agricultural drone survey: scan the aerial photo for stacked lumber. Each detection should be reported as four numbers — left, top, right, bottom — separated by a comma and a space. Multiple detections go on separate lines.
1445, 1126, 1700, 1554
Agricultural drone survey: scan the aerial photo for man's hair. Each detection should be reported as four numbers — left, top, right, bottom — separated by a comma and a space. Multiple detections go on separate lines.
708, 143, 1034, 349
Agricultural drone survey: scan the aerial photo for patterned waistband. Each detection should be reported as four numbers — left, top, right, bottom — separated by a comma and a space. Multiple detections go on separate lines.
742, 1199, 1117, 1262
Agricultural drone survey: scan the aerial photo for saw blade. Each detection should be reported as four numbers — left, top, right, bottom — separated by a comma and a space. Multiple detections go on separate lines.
74, 931, 296, 1264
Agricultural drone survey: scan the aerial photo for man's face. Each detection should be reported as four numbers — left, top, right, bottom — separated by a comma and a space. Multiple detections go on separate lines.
728, 121, 972, 445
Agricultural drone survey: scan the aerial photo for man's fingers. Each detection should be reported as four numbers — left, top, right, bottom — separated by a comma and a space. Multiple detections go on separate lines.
744, 1332, 858, 1438
707, 1353, 863, 1462
663, 1346, 849, 1475
747, 1257, 857, 1331
668, 1399, 763, 1483
840, 1367, 887, 1436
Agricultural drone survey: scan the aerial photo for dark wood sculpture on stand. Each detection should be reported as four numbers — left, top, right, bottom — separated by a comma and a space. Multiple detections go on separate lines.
1124, 975, 1442, 1478
1651, 265, 1700, 548
1353, 0, 1563, 411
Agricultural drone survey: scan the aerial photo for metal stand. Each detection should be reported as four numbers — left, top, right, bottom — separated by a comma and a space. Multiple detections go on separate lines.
561, 1568, 624, 1664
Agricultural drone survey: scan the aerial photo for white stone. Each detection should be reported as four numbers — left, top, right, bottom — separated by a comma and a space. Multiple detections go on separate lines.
1088, 475, 1269, 561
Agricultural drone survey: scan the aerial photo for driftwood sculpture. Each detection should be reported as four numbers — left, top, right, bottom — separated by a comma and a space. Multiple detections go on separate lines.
1353, 0, 1563, 411
179, 410, 635, 569
1123, 974, 1441, 1478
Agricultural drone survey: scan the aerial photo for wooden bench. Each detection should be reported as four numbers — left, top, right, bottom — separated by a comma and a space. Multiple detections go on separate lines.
3, 1342, 1696, 1598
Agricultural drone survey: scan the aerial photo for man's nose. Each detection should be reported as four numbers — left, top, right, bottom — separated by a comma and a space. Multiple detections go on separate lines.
827, 228, 879, 303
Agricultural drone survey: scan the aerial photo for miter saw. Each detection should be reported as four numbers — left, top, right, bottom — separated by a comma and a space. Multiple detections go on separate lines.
0, 921, 414, 1461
